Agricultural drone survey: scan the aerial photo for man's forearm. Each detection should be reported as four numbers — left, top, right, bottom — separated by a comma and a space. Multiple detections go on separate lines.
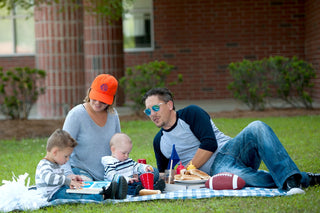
187, 148, 213, 169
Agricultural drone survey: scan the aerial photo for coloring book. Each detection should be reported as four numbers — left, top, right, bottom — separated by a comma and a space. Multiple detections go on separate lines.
66, 181, 111, 194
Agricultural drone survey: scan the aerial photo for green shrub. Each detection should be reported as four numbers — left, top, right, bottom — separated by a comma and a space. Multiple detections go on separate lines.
267, 56, 315, 109
227, 60, 270, 110
228, 56, 316, 110
0, 67, 46, 119
119, 60, 183, 114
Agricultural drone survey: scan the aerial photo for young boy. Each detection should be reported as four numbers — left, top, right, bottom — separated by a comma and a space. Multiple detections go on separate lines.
35, 129, 127, 201
101, 133, 165, 195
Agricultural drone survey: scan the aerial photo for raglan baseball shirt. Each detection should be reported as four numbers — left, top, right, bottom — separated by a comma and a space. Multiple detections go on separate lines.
153, 105, 232, 174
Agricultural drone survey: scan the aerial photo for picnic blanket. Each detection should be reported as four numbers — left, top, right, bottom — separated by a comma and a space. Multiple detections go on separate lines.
48, 187, 286, 206
0, 173, 288, 212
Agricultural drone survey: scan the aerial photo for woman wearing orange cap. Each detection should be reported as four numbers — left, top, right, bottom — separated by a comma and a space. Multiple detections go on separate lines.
61, 74, 123, 183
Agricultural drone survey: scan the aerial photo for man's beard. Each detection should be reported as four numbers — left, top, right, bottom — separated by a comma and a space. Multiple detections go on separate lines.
155, 120, 165, 128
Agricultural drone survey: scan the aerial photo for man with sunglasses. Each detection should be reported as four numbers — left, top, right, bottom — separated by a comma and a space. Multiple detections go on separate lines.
142, 87, 319, 195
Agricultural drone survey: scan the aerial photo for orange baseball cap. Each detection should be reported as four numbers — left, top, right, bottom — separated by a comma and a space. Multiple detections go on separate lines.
89, 74, 118, 105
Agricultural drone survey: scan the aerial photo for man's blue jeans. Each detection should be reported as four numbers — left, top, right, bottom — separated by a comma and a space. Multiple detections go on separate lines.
210, 121, 310, 189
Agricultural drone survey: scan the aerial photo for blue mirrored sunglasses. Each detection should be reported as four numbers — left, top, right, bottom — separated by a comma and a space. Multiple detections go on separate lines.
144, 103, 163, 116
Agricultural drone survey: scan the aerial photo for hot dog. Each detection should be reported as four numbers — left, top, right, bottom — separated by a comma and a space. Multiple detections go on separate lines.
174, 169, 210, 181
139, 189, 161, 196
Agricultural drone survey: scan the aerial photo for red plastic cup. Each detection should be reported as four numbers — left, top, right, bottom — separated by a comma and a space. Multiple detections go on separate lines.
140, 172, 154, 189
138, 159, 147, 164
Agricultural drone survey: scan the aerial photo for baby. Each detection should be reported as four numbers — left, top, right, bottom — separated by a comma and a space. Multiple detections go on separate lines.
101, 133, 165, 195
36, 129, 127, 201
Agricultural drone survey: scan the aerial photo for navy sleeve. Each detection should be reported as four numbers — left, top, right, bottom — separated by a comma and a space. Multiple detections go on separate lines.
178, 105, 218, 152
153, 130, 169, 172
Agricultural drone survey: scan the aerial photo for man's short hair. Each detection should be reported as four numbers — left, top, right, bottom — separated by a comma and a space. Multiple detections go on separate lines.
142, 88, 175, 110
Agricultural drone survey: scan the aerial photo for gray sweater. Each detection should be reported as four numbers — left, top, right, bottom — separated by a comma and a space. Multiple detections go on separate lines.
62, 104, 121, 180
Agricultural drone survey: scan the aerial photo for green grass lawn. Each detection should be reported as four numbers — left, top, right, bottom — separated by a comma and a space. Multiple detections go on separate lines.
1, 116, 320, 212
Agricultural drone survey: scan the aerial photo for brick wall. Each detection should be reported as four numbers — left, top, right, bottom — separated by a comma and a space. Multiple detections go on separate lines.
34, 1, 85, 118
1, 0, 319, 113
305, 0, 320, 101
83, 7, 125, 105
33, 1, 124, 118
125, 0, 308, 100
0, 56, 35, 71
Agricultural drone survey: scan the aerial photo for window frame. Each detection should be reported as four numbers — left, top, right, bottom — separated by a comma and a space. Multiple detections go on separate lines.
0, 1, 154, 56
123, 0, 154, 53
0, 6, 35, 57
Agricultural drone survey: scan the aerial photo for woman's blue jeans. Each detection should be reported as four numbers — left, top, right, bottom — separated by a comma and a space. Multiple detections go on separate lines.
210, 121, 310, 189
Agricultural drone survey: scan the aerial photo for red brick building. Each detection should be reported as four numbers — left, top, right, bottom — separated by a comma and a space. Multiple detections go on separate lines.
0, 0, 319, 118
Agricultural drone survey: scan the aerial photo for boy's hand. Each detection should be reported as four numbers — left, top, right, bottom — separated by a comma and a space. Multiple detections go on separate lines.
68, 174, 83, 182
132, 174, 139, 179
146, 166, 154, 172
128, 177, 139, 183
70, 180, 84, 189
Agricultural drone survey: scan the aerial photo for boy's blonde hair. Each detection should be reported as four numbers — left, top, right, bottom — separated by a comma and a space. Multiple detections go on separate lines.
46, 129, 78, 151
109, 133, 132, 148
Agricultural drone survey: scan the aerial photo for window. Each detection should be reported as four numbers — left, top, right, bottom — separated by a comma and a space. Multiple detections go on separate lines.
0, 5, 35, 55
0, 1, 151, 54
123, 0, 153, 52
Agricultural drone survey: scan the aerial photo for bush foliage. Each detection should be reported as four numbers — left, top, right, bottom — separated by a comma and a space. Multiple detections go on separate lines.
119, 60, 182, 114
228, 56, 316, 110
267, 56, 316, 109
0, 67, 46, 119
227, 60, 270, 110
